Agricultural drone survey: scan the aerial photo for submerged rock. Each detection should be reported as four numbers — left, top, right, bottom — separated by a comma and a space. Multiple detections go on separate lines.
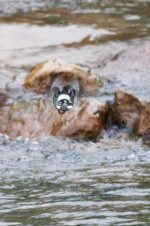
24, 58, 103, 96
0, 98, 109, 140
112, 90, 144, 129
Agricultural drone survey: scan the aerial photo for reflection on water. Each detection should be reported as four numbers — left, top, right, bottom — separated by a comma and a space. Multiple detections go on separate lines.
0, 169, 150, 225
0, 136, 150, 225
0, 0, 150, 225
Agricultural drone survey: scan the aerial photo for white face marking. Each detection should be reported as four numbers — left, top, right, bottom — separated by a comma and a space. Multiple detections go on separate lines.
56, 94, 73, 111
56, 104, 73, 110
67, 105, 73, 109
57, 94, 71, 103
56, 105, 61, 109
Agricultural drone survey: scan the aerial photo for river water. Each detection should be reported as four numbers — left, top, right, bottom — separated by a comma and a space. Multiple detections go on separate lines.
0, 0, 150, 225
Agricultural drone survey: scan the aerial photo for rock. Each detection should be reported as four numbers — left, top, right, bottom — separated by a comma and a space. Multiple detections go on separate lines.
0, 92, 9, 106
24, 58, 103, 96
142, 128, 150, 146
0, 98, 109, 140
135, 102, 150, 136
112, 90, 144, 129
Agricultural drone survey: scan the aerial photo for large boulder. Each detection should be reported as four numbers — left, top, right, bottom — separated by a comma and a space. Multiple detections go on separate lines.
0, 98, 109, 140
112, 90, 144, 129
24, 58, 103, 96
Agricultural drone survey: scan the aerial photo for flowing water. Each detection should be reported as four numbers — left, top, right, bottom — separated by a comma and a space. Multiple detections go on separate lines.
0, 0, 150, 225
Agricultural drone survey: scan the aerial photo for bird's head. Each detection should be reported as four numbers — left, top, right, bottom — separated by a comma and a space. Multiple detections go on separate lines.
51, 77, 79, 114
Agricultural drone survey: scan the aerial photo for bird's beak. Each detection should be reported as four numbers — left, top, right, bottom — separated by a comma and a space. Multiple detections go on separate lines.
58, 109, 65, 114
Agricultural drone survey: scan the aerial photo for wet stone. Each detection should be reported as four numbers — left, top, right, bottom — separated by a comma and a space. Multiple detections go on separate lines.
0, 98, 109, 140
112, 89, 144, 129
143, 128, 150, 146
24, 58, 103, 96
135, 102, 150, 136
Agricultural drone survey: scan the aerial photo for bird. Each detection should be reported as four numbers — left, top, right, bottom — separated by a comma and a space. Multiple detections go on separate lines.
50, 76, 80, 114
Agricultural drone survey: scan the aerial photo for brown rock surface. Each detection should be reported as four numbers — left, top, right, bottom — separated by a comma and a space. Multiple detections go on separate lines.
142, 128, 150, 146
0, 92, 9, 106
112, 90, 144, 128
0, 98, 109, 140
135, 102, 150, 136
24, 58, 103, 95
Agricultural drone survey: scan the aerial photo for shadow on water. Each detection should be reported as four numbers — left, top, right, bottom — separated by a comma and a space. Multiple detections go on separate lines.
0, 0, 150, 225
